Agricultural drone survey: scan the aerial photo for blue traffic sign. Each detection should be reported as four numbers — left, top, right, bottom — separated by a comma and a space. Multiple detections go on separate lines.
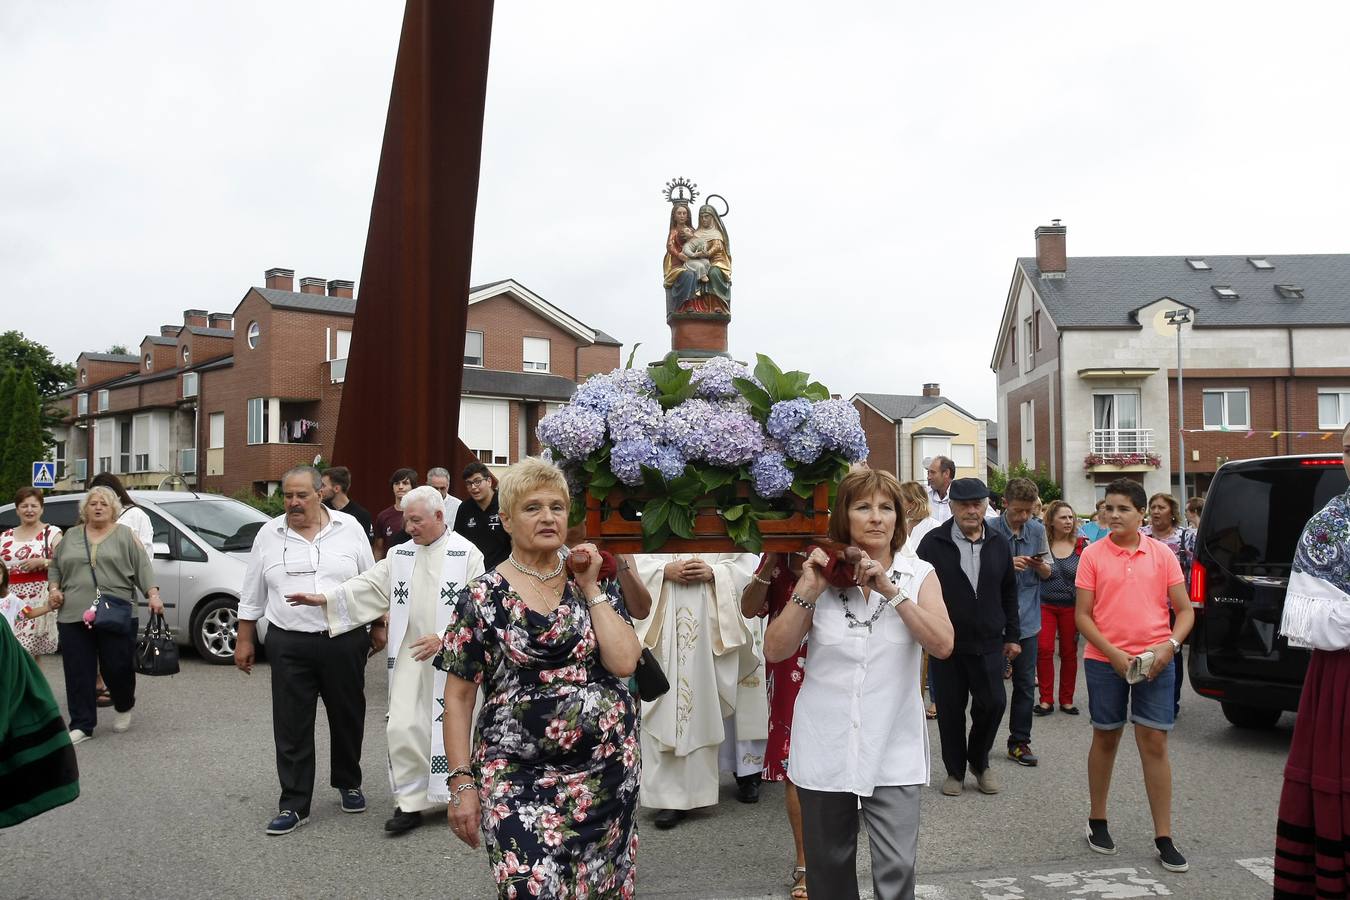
31, 461, 56, 489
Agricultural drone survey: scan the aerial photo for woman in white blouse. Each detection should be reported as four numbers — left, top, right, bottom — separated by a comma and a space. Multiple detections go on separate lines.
765, 469, 954, 900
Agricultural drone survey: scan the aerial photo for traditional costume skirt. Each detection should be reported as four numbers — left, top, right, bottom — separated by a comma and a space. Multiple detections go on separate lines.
1275, 648, 1350, 897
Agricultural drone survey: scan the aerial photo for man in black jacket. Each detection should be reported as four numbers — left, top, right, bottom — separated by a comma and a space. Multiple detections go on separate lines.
917, 477, 1020, 797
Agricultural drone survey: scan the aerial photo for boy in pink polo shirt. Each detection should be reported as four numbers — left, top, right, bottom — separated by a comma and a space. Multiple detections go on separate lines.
1074, 478, 1194, 873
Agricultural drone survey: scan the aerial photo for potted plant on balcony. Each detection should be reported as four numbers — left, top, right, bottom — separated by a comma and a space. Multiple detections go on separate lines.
536, 353, 868, 553
1083, 451, 1163, 469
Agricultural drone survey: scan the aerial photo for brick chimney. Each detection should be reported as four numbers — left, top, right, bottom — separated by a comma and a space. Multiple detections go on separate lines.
922, 383, 941, 398
300, 277, 326, 295
160, 325, 181, 338
1035, 220, 1067, 277
183, 309, 209, 328
327, 279, 354, 298
208, 313, 234, 330
265, 267, 295, 291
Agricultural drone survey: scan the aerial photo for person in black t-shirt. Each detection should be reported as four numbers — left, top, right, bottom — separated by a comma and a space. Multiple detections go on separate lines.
320, 466, 374, 543
374, 467, 417, 560
452, 462, 511, 570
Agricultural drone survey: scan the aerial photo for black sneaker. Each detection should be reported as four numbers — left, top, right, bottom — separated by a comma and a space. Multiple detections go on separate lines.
735, 773, 761, 804
1086, 820, 1116, 855
340, 788, 366, 813
1155, 837, 1189, 872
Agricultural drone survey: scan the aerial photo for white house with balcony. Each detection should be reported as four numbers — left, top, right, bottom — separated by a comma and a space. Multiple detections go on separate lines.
991, 222, 1350, 513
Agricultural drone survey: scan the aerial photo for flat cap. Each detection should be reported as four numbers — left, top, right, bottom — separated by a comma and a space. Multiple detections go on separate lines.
948, 477, 990, 502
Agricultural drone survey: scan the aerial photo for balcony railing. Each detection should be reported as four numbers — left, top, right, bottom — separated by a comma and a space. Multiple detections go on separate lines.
179, 448, 196, 474
329, 357, 347, 384
1088, 428, 1154, 455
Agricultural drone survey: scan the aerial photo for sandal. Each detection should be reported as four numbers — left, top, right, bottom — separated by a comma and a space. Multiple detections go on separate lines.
925, 704, 938, 719
96, 688, 113, 708
790, 865, 807, 899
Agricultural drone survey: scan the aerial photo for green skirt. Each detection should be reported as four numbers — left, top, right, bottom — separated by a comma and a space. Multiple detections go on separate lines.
1, 616, 80, 827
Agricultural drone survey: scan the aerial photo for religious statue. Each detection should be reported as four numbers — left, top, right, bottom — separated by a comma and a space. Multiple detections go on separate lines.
663, 177, 732, 318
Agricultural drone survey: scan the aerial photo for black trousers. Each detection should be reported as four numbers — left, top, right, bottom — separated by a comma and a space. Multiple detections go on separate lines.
58, 619, 137, 734
928, 649, 1006, 779
267, 625, 369, 817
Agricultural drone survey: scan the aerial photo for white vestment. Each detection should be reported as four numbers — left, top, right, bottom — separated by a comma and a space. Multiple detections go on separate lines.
633, 553, 766, 810
324, 529, 484, 812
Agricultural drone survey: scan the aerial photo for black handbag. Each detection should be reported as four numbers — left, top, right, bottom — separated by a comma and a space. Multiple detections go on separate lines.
84, 529, 135, 636
135, 613, 180, 676
634, 647, 670, 701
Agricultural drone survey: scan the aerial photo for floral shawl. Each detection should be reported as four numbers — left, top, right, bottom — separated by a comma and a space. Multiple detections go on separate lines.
1281, 487, 1350, 650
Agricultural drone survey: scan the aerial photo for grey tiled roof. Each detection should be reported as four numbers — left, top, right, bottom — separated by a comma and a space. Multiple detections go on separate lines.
185, 326, 234, 338
462, 368, 577, 401
1019, 254, 1350, 328
854, 393, 980, 423
592, 329, 622, 346
144, 336, 177, 346
81, 353, 139, 363
911, 426, 958, 437
255, 288, 358, 315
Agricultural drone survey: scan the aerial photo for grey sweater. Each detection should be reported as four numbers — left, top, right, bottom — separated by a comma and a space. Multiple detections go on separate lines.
48, 525, 156, 625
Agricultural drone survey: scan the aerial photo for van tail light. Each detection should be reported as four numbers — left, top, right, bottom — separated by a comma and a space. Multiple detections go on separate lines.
1189, 560, 1206, 610
1300, 458, 1341, 466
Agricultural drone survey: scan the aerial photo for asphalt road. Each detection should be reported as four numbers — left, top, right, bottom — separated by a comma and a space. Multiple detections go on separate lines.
3, 648, 1287, 899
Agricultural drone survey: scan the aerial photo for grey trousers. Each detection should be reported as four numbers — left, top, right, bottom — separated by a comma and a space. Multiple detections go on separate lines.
798, 784, 920, 900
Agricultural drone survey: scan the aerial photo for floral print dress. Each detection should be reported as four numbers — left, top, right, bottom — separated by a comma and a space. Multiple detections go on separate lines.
435, 571, 640, 900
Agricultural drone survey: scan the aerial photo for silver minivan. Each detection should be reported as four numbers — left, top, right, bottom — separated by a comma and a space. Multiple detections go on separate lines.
0, 491, 270, 664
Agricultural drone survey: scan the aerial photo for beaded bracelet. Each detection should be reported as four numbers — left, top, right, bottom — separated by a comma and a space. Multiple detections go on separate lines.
790, 592, 817, 611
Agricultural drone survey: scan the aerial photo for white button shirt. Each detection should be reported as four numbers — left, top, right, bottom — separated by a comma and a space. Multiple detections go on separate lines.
788, 554, 935, 795
926, 485, 952, 524
239, 509, 376, 633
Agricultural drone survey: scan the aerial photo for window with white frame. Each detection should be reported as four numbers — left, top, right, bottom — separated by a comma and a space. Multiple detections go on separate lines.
459, 398, 510, 465
209, 412, 225, 449
95, 420, 113, 474
118, 420, 132, 473
53, 440, 66, 480
951, 443, 976, 468
1202, 389, 1250, 430
247, 398, 269, 445
1020, 399, 1036, 466
133, 413, 151, 471
77, 393, 88, 416
913, 436, 952, 481
523, 337, 550, 372
97, 389, 109, 412
335, 329, 351, 361
1318, 389, 1350, 429
182, 372, 198, 398
464, 331, 484, 367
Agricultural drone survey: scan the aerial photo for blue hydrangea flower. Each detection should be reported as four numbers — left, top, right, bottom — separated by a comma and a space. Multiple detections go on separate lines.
809, 399, 869, 462
750, 450, 794, 498
702, 403, 765, 467
661, 399, 717, 460
766, 398, 814, 443
784, 426, 826, 464
606, 393, 663, 442
571, 368, 657, 416
536, 405, 606, 462
609, 438, 659, 487
688, 357, 760, 400
653, 443, 687, 480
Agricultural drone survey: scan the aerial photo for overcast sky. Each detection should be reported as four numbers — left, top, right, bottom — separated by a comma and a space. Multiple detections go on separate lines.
4, 1, 1348, 420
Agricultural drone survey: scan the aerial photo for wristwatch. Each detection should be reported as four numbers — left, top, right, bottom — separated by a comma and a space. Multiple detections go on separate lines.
1167, 638, 1182, 654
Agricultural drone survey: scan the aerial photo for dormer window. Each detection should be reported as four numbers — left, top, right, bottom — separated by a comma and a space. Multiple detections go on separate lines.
1248, 257, 1274, 270
1186, 258, 1210, 271
181, 346, 191, 365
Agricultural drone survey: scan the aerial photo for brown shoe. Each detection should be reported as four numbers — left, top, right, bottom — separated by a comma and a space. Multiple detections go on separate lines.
941, 775, 963, 796
975, 767, 1000, 794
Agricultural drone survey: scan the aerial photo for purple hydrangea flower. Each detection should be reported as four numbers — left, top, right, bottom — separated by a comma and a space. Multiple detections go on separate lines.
571, 368, 657, 416
766, 398, 814, 442
661, 399, 717, 460
809, 399, 869, 461
702, 403, 766, 467
609, 438, 659, 487
688, 357, 760, 400
536, 404, 606, 462
750, 451, 794, 498
653, 443, 687, 480
784, 427, 825, 464
606, 393, 663, 442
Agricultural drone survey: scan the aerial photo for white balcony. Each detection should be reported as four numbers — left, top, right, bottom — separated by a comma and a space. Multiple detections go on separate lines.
1088, 428, 1153, 455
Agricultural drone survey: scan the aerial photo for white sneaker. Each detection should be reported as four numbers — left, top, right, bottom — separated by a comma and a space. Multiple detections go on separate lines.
69, 729, 93, 745
112, 711, 132, 733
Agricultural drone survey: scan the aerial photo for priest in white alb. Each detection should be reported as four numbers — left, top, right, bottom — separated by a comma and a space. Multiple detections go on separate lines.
287, 485, 484, 834
633, 552, 767, 829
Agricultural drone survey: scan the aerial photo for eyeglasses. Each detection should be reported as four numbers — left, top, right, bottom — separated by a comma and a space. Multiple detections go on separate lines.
283, 527, 320, 576
465, 477, 490, 488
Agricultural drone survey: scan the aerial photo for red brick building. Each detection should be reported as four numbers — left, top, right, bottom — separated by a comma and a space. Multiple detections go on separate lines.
53, 270, 622, 497
991, 222, 1350, 513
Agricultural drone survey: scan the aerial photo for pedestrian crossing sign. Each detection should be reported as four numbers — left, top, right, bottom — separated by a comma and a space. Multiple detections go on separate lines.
32, 461, 56, 489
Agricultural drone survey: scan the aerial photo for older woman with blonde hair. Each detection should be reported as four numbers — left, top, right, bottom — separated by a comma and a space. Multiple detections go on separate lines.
765, 468, 954, 900
434, 457, 643, 898
47, 486, 161, 744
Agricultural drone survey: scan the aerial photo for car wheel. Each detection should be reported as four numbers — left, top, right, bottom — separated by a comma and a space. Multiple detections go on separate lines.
192, 596, 239, 664
1220, 702, 1282, 729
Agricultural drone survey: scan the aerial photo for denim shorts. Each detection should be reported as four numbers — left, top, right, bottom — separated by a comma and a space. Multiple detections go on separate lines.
1084, 657, 1176, 731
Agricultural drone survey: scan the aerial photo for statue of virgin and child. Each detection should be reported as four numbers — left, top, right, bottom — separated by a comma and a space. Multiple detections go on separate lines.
663, 200, 732, 318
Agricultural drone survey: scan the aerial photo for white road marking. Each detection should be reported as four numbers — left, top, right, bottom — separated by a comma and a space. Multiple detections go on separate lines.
1235, 857, 1275, 886
974, 866, 1172, 898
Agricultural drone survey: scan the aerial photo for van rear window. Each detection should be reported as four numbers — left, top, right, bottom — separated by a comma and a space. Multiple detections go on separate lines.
1201, 466, 1348, 577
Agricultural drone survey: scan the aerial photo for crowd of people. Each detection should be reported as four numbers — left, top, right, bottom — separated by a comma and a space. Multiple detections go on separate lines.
9, 429, 1350, 900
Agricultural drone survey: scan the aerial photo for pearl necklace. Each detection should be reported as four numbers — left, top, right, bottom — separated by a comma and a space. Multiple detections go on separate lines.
508, 553, 565, 581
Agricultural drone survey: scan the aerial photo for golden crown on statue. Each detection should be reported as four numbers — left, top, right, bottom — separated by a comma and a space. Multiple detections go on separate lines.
662, 176, 699, 205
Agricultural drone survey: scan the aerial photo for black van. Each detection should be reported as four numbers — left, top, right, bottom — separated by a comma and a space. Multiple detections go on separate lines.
1189, 454, 1348, 727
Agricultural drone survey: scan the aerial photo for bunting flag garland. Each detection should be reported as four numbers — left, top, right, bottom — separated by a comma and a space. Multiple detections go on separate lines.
1174, 427, 1339, 439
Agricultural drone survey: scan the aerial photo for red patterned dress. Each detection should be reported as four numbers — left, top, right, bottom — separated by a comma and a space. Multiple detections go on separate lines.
0, 525, 61, 655
758, 566, 808, 782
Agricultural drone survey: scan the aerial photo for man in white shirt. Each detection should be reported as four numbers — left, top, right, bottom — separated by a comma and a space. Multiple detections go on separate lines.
235, 465, 378, 836
926, 455, 956, 524
287, 486, 484, 835
427, 466, 462, 531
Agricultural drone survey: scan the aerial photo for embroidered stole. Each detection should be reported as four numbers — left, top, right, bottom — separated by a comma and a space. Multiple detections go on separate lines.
385, 538, 471, 804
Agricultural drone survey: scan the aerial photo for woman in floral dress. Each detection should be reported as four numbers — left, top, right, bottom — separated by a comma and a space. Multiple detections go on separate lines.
0, 488, 62, 656
436, 458, 643, 899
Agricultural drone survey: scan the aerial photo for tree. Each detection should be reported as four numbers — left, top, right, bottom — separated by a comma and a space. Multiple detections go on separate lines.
988, 459, 1062, 503
107, 344, 129, 356
0, 368, 16, 490
0, 331, 75, 444
1, 370, 45, 500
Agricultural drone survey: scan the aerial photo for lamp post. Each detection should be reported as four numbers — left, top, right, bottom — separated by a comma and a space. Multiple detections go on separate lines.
1164, 309, 1192, 503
